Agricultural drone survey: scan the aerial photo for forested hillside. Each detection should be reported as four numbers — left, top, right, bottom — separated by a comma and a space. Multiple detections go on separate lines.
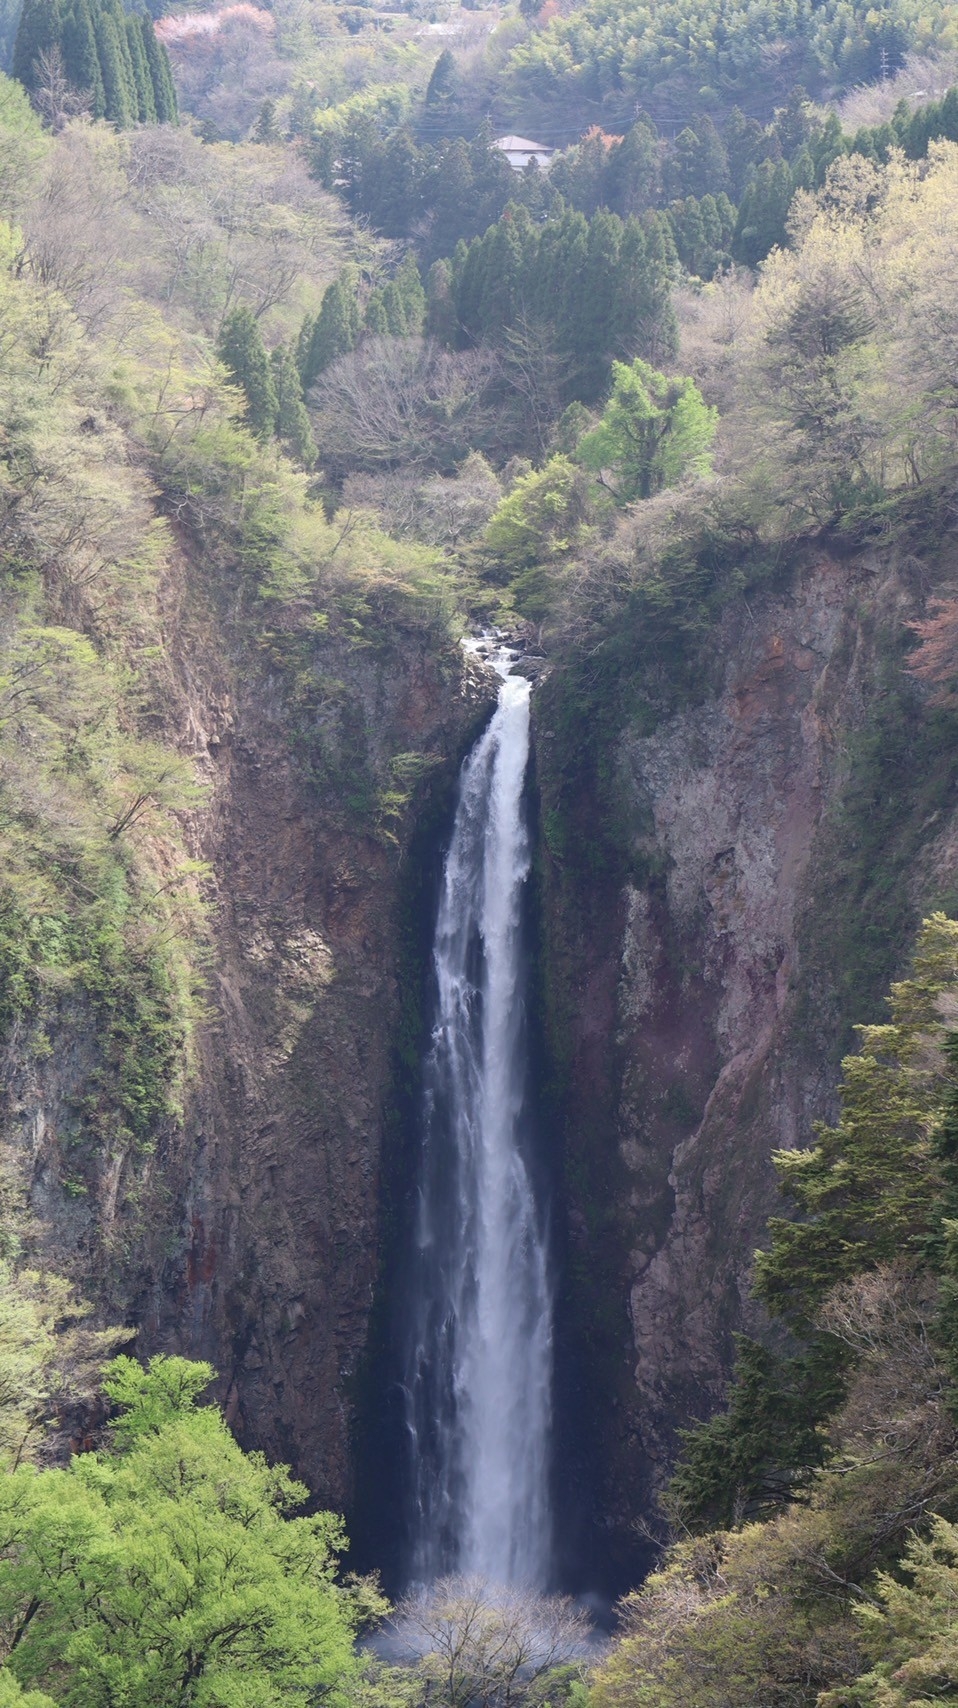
4, 0, 958, 1694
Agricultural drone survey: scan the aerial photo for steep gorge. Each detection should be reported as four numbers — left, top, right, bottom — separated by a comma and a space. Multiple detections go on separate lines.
8, 471, 958, 1580
11, 491, 956, 1571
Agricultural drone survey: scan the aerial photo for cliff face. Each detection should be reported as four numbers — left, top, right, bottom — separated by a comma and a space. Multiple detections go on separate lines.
157, 587, 492, 1509
536, 542, 958, 1579
7, 530, 492, 1512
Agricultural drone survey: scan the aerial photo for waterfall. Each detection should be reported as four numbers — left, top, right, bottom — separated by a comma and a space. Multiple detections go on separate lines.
404, 644, 553, 1588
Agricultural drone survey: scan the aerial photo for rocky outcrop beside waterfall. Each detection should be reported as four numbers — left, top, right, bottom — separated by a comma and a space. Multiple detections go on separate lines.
534, 539, 958, 1584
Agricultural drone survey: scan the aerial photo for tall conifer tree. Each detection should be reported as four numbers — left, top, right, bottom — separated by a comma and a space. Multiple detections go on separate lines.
302, 278, 360, 389
139, 16, 177, 123
62, 0, 104, 113
218, 306, 278, 441
12, 0, 60, 90
96, 10, 131, 125
271, 343, 316, 467
125, 13, 155, 122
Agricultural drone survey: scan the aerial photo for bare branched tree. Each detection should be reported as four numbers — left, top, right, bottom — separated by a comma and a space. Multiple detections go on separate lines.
393, 1575, 593, 1708
31, 44, 91, 132
342, 453, 501, 548
310, 338, 501, 476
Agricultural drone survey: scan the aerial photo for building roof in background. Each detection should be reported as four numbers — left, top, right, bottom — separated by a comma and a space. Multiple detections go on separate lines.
494, 135, 554, 152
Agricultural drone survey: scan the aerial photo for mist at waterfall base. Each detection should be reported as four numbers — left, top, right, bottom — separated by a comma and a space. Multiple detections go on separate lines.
348, 646, 650, 1611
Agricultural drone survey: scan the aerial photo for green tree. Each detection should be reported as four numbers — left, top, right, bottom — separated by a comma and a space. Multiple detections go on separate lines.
139, 15, 176, 122
394, 253, 426, 332
0, 1357, 362, 1707
733, 158, 795, 265
575, 208, 622, 400
12, 0, 59, 90
606, 117, 660, 215
422, 47, 460, 124
95, 9, 131, 127
0, 1672, 55, 1707
217, 305, 278, 440
669, 914, 958, 1533
612, 214, 677, 366
271, 342, 316, 467
577, 357, 717, 501
124, 13, 155, 123
301, 276, 360, 389
252, 95, 281, 143
665, 1334, 846, 1530
0, 74, 46, 219
426, 258, 457, 343
485, 454, 592, 574
845, 1516, 958, 1708
61, 0, 103, 113
664, 116, 729, 200
101, 1353, 215, 1438
754, 914, 958, 1328
0, 1265, 118, 1470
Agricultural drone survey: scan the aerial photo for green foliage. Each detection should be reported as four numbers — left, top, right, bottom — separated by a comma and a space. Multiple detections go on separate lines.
0, 243, 210, 1233
364, 255, 426, 341
668, 915, 958, 1536
217, 304, 278, 441
310, 118, 519, 261
101, 1353, 216, 1438
668, 191, 736, 279
11, 0, 59, 91
299, 274, 360, 390
62, 0, 103, 114
423, 49, 459, 119
756, 913, 958, 1326
271, 341, 316, 467
666, 1334, 846, 1530
12, 0, 174, 124
594, 915, 958, 1708
450, 204, 677, 406
485, 456, 593, 579
577, 358, 718, 501
498, 0, 957, 132
733, 159, 797, 265
0, 1358, 361, 1707
0, 1672, 55, 1707
0, 1265, 119, 1469
842, 1516, 958, 1708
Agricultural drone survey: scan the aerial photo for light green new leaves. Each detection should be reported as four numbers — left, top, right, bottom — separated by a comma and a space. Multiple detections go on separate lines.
0, 1360, 361, 1708
577, 359, 717, 503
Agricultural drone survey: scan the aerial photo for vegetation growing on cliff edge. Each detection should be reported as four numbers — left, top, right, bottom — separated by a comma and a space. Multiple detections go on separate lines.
0, 73, 479, 1265
588, 915, 958, 1708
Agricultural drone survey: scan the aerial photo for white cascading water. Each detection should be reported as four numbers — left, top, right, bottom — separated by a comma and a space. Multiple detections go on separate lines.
404, 643, 553, 1587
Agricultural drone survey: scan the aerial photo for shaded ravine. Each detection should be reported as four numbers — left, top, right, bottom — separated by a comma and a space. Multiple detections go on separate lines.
403, 645, 553, 1586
